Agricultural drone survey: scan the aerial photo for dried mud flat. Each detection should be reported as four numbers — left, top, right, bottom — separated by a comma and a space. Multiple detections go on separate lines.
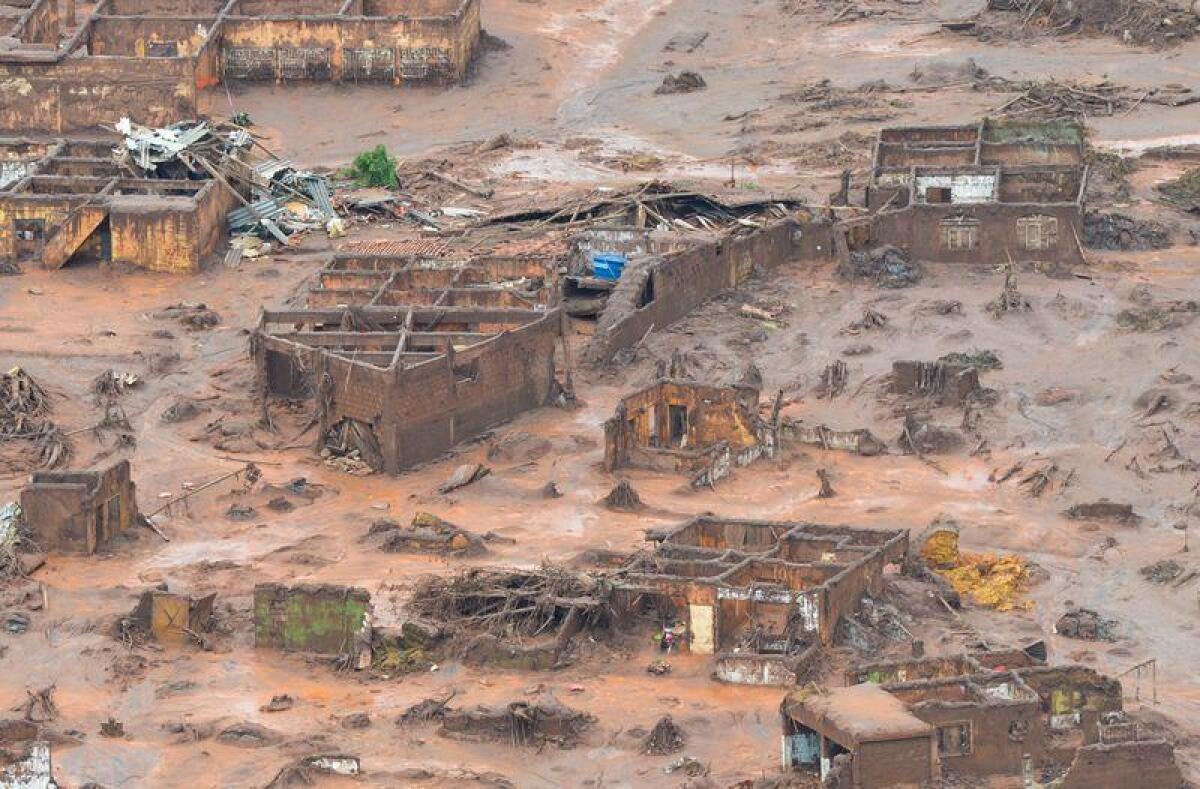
4, 0, 1200, 787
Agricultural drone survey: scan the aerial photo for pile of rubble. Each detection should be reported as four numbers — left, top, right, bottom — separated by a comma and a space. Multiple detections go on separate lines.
0, 368, 69, 472
987, 77, 1198, 120
920, 525, 1033, 611
984, 0, 1199, 47
840, 245, 921, 288
114, 117, 341, 253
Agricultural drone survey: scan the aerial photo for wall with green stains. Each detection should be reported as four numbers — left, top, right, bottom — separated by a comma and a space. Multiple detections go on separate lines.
254, 584, 370, 655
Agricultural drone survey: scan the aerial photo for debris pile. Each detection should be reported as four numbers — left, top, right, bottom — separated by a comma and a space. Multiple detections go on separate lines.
1083, 212, 1173, 250
939, 349, 1003, 372
1116, 299, 1200, 332
373, 512, 486, 556
987, 265, 1031, 316
154, 303, 221, 331
1139, 559, 1183, 584
322, 420, 382, 475
439, 696, 595, 749
0, 367, 69, 472
1055, 607, 1118, 641
919, 526, 1032, 611
406, 566, 611, 641
988, 77, 1197, 120
992, 455, 1071, 497
655, 71, 707, 95
91, 370, 141, 405
1157, 167, 1200, 213
602, 480, 645, 511
114, 117, 339, 246
840, 245, 921, 288
644, 715, 686, 755
1066, 500, 1140, 525
990, 0, 1199, 47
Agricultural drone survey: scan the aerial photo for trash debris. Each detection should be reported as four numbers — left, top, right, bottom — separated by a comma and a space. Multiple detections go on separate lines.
816, 360, 848, 399
14, 685, 56, 722
939, 350, 1002, 372
398, 691, 457, 726
1083, 212, 1172, 250
267, 755, 361, 788
986, 263, 1031, 316
439, 463, 491, 494
899, 414, 963, 455
655, 71, 707, 95
438, 696, 594, 749
91, 370, 141, 404
259, 694, 295, 713
816, 468, 836, 499
378, 512, 486, 556
602, 480, 644, 511
843, 307, 889, 334
1066, 500, 1140, 525
217, 722, 281, 748
840, 245, 921, 288
99, 717, 125, 738
5, 612, 29, 634
646, 660, 672, 676
154, 303, 221, 330
1055, 608, 1118, 641
1158, 167, 1200, 213
920, 525, 1032, 611
644, 714, 686, 755
340, 712, 371, 730
663, 755, 709, 776
1140, 559, 1184, 584
1116, 300, 1200, 332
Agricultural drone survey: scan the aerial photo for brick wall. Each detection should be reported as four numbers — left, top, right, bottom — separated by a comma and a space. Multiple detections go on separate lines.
586, 219, 799, 364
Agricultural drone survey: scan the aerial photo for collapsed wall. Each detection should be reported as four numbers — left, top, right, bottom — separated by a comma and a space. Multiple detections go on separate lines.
585, 219, 829, 364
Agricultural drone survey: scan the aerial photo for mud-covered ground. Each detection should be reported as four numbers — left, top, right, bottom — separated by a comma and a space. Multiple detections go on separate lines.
4, 0, 1200, 786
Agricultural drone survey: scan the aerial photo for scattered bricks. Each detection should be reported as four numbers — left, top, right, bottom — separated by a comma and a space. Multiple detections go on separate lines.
253, 583, 371, 657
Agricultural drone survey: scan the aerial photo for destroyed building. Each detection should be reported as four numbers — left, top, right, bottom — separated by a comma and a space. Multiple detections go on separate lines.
604, 378, 771, 487
308, 244, 554, 309
781, 652, 1185, 788
0, 136, 240, 272
253, 302, 562, 474
839, 119, 1087, 267
0, 0, 481, 134
19, 460, 137, 554
604, 378, 885, 486
613, 518, 908, 685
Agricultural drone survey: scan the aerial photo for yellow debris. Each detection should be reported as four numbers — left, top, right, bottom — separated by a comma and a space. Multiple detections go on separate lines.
923, 529, 1032, 612
920, 529, 960, 568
